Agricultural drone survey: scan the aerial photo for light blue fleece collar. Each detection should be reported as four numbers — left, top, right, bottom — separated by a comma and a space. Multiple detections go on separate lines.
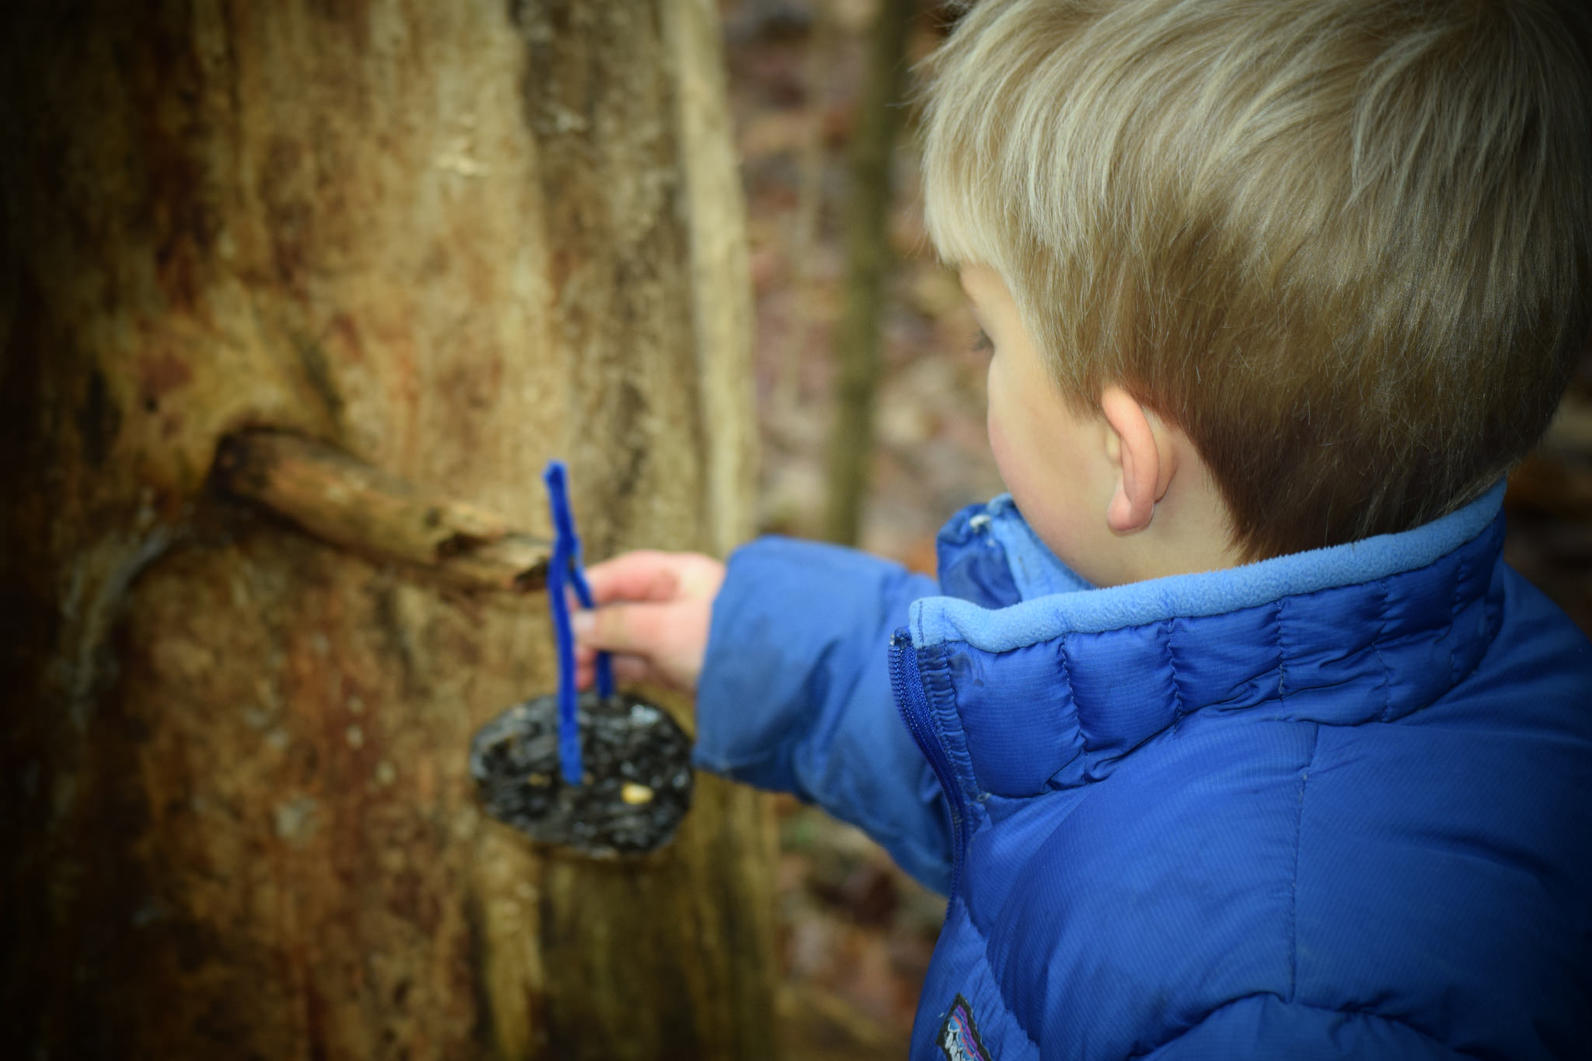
911, 482, 1506, 652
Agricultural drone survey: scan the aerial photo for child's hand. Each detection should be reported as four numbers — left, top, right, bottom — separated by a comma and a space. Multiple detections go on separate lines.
571, 550, 726, 695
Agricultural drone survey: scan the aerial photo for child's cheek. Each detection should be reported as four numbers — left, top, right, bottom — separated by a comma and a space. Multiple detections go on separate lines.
986, 408, 1018, 496
985, 360, 1009, 483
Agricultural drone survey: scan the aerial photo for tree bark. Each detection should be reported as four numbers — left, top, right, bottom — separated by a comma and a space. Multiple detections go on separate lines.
823, 0, 916, 545
0, 1, 774, 1058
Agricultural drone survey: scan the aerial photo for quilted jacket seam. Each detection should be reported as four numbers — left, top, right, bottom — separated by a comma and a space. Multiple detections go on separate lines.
1128, 993, 1470, 1059
1288, 723, 1319, 1002
964, 900, 1043, 1055
1373, 578, 1394, 723
1056, 631, 1078, 736
1450, 545, 1468, 685
920, 644, 984, 805
1164, 619, 1188, 724
1273, 600, 1289, 703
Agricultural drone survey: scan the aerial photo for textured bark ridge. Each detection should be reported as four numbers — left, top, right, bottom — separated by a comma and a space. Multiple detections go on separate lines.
0, 2, 773, 1058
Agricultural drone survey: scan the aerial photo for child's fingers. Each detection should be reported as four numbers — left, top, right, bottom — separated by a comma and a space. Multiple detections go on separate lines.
576, 653, 659, 692
610, 655, 652, 688
571, 601, 673, 659
575, 652, 659, 689
584, 551, 683, 606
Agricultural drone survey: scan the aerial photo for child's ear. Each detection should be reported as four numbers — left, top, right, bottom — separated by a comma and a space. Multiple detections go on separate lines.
1101, 386, 1174, 534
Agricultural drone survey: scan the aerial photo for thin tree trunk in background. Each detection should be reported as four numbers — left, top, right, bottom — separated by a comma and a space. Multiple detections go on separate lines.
0, 1, 775, 1058
777, 0, 838, 416
823, 0, 916, 545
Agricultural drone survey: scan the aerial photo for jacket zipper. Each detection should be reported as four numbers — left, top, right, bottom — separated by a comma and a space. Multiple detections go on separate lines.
890, 630, 968, 898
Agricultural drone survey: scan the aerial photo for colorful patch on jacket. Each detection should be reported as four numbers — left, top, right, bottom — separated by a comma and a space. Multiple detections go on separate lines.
938, 994, 992, 1061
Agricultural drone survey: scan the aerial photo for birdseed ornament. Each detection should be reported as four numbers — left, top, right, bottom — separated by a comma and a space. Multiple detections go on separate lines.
469, 461, 693, 856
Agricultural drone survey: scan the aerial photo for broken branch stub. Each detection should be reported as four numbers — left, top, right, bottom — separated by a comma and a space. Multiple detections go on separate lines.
211, 428, 550, 592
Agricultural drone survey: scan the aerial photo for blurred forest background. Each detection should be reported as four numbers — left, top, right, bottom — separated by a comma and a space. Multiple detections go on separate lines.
720, 0, 1592, 1056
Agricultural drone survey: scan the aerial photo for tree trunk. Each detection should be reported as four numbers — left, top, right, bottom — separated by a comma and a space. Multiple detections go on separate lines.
823, 0, 915, 545
0, 1, 775, 1058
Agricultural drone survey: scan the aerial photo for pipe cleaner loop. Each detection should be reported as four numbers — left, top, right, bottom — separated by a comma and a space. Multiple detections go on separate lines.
543, 461, 613, 786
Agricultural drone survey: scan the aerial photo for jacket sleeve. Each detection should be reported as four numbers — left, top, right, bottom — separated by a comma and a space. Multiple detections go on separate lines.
1146, 997, 1462, 1059
692, 536, 954, 894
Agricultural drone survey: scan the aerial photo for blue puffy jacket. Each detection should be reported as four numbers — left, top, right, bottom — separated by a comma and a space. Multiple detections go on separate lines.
695, 483, 1592, 1058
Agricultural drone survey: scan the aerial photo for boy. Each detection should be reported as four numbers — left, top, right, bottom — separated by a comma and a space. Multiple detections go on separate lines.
576, 0, 1592, 1056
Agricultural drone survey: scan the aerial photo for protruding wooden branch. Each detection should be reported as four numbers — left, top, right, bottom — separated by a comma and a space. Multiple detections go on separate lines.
212, 428, 550, 592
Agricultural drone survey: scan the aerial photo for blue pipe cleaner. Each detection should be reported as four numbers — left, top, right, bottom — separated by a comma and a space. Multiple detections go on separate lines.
543, 461, 614, 786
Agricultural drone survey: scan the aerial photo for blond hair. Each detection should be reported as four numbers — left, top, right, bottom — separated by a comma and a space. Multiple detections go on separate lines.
921, 0, 1592, 559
